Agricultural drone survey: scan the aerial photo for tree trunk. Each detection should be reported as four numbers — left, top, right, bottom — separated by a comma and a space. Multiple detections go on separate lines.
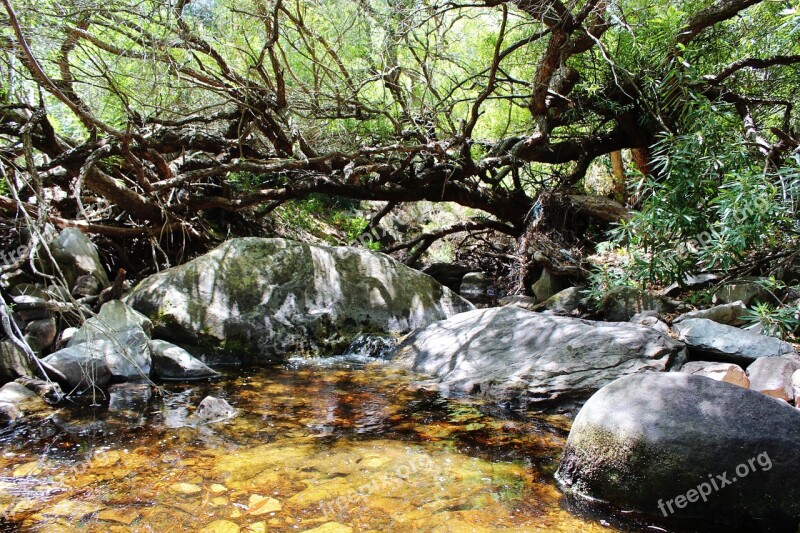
610, 150, 626, 202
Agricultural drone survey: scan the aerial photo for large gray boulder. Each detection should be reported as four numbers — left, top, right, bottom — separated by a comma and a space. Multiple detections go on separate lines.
674, 318, 798, 365
557, 373, 800, 530
68, 300, 152, 380
46, 228, 109, 289
0, 340, 36, 381
149, 340, 219, 380
41, 343, 112, 391
125, 238, 473, 360
392, 306, 684, 410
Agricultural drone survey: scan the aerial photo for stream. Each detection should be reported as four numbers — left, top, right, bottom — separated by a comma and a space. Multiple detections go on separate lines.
0, 357, 653, 532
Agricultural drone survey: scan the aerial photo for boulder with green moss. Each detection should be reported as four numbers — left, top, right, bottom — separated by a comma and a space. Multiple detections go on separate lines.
124, 238, 473, 361
557, 372, 800, 530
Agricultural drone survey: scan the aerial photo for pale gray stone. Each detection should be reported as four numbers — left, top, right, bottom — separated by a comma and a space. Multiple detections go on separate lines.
393, 306, 684, 410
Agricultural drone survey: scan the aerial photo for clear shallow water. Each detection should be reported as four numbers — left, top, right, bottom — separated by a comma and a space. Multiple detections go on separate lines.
0, 358, 637, 532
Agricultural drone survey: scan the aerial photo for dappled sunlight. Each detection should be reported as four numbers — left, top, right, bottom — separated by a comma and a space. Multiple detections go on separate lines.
125, 239, 473, 360
0, 363, 620, 532
309, 245, 345, 311
394, 306, 682, 408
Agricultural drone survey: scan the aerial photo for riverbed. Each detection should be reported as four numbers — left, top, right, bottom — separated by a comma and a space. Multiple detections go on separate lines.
0, 358, 639, 532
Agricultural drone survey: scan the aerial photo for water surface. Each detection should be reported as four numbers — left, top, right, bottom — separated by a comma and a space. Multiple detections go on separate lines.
0, 358, 630, 532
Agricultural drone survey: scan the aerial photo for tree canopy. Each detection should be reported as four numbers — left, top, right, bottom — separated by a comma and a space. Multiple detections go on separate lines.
0, 0, 798, 288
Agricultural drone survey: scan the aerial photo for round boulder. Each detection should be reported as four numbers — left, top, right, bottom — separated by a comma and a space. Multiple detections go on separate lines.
557, 373, 800, 530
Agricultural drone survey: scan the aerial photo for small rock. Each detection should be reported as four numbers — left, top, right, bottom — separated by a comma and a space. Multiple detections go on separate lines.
41, 344, 112, 391
169, 482, 202, 495
71, 274, 103, 298
67, 301, 153, 381
46, 283, 72, 303
40, 499, 103, 519
149, 340, 219, 380
713, 280, 772, 306
9, 284, 47, 299
793, 369, 800, 408
0, 402, 22, 423
660, 273, 720, 296
531, 269, 568, 302
200, 520, 240, 533
600, 286, 679, 322
46, 227, 109, 289
24, 317, 57, 351
12, 294, 51, 322
0, 340, 36, 381
247, 494, 281, 515
15, 377, 63, 404
193, 396, 236, 423
210, 484, 228, 494
301, 523, 353, 533
498, 295, 538, 311
460, 272, 490, 304
57, 327, 79, 349
630, 312, 670, 335
0, 381, 50, 421
69, 300, 153, 342
673, 318, 798, 365
534, 286, 586, 315
96, 508, 141, 525
1, 269, 31, 288
422, 263, 472, 292
672, 301, 747, 326
747, 357, 800, 401
680, 361, 750, 388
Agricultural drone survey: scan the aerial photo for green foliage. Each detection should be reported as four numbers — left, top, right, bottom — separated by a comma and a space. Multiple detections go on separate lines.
585, 251, 638, 304
741, 300, 800, 341
227, 172, 260, 192
274, 197, 327, 234
332, 212, 370, 244
604, 97, 796, 288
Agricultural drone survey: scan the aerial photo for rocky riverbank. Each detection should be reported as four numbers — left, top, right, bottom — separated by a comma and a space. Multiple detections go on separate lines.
2, 231, 800, 531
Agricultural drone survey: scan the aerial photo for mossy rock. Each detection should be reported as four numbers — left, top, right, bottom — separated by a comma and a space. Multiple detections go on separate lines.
124, 238, 472, 362
557, 373, 800, 530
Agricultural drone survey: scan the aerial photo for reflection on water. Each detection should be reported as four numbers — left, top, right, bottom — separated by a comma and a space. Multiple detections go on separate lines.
0, 358, 629, 532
